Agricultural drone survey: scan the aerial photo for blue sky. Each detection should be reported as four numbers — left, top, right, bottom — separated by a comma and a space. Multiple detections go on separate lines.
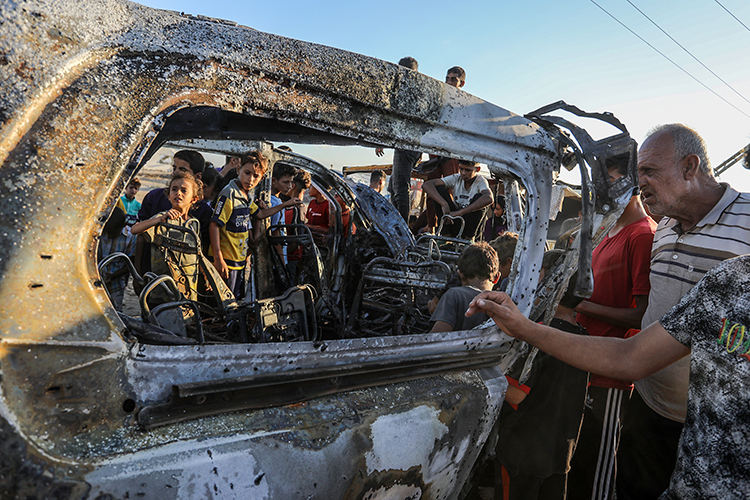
136, 0, 750, 189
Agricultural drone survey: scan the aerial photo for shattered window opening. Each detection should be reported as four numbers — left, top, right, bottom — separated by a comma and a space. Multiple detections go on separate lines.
102, 106, 509, 346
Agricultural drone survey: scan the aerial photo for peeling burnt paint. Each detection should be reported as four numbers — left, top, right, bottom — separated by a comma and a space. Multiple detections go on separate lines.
0, 0, 637, 498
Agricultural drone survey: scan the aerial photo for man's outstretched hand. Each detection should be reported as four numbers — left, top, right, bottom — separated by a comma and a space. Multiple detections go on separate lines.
466, 291, 531, 339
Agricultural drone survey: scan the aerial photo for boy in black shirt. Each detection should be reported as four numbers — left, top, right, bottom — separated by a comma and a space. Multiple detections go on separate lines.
495, 250, 589, 499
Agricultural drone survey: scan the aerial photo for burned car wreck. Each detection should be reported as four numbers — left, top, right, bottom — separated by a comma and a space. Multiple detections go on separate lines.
0, 1, 639, 498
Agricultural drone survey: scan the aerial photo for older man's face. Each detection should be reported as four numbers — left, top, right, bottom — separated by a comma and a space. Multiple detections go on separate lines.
637, 132, 687, 217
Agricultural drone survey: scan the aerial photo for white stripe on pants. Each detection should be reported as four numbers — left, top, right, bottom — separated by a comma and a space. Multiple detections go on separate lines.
590, 387, 625, 500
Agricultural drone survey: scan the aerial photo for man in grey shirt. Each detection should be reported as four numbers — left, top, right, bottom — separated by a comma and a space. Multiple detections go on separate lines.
616, 124, 750, 499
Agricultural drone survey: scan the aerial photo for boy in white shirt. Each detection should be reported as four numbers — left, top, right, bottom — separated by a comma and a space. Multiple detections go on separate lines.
421, 160, 492, 239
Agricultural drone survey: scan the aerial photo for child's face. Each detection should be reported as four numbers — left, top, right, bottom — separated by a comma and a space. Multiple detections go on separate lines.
124, 184, 139, 200
168, 178, 196, 212
237, 163, 264, 194
272, 175, 294, 196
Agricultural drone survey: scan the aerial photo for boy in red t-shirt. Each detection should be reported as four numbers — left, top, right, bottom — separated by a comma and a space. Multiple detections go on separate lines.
305, 184, 330, 234
568, 156, 656, 500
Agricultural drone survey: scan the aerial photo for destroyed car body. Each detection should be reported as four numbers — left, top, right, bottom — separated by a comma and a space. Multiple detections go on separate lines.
0, 1, 639, 498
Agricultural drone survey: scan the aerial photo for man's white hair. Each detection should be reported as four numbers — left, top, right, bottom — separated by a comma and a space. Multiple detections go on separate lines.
647, 123, 712, 177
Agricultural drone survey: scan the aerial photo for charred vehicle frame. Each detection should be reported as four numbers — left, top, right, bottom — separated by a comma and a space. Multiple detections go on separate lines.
0, 1, 639, 498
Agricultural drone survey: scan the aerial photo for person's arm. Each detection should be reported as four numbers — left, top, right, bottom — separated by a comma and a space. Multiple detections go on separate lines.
306, 214, 331, 234
209, 221, 229, 279
137, 191, 153, 222
466, 291, 690, 381
268, 200, 285, 257
98, 238, 128, 283
130, 210, 179, 235
505, 385, 528, 405
219, 158, 240, 177
428, 290, 458, 333
450, 190, 492, 218
427, 296, 440, 315
429, 320, 454, 333
307, 224, 329, 234
574, 295, 648, 330
249, 219, 262, 246
103, 263, 130, 282
421, 178, 449, 213
255, 198, 302, 220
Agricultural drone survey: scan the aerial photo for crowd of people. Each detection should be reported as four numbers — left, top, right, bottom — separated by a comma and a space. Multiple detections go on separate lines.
378, 120, 749, 499
373, 60, 497, 239
98, 150, 312, 306
96, 59, 750, 499
462, 124, 750, 500
99, 60, 495, 309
